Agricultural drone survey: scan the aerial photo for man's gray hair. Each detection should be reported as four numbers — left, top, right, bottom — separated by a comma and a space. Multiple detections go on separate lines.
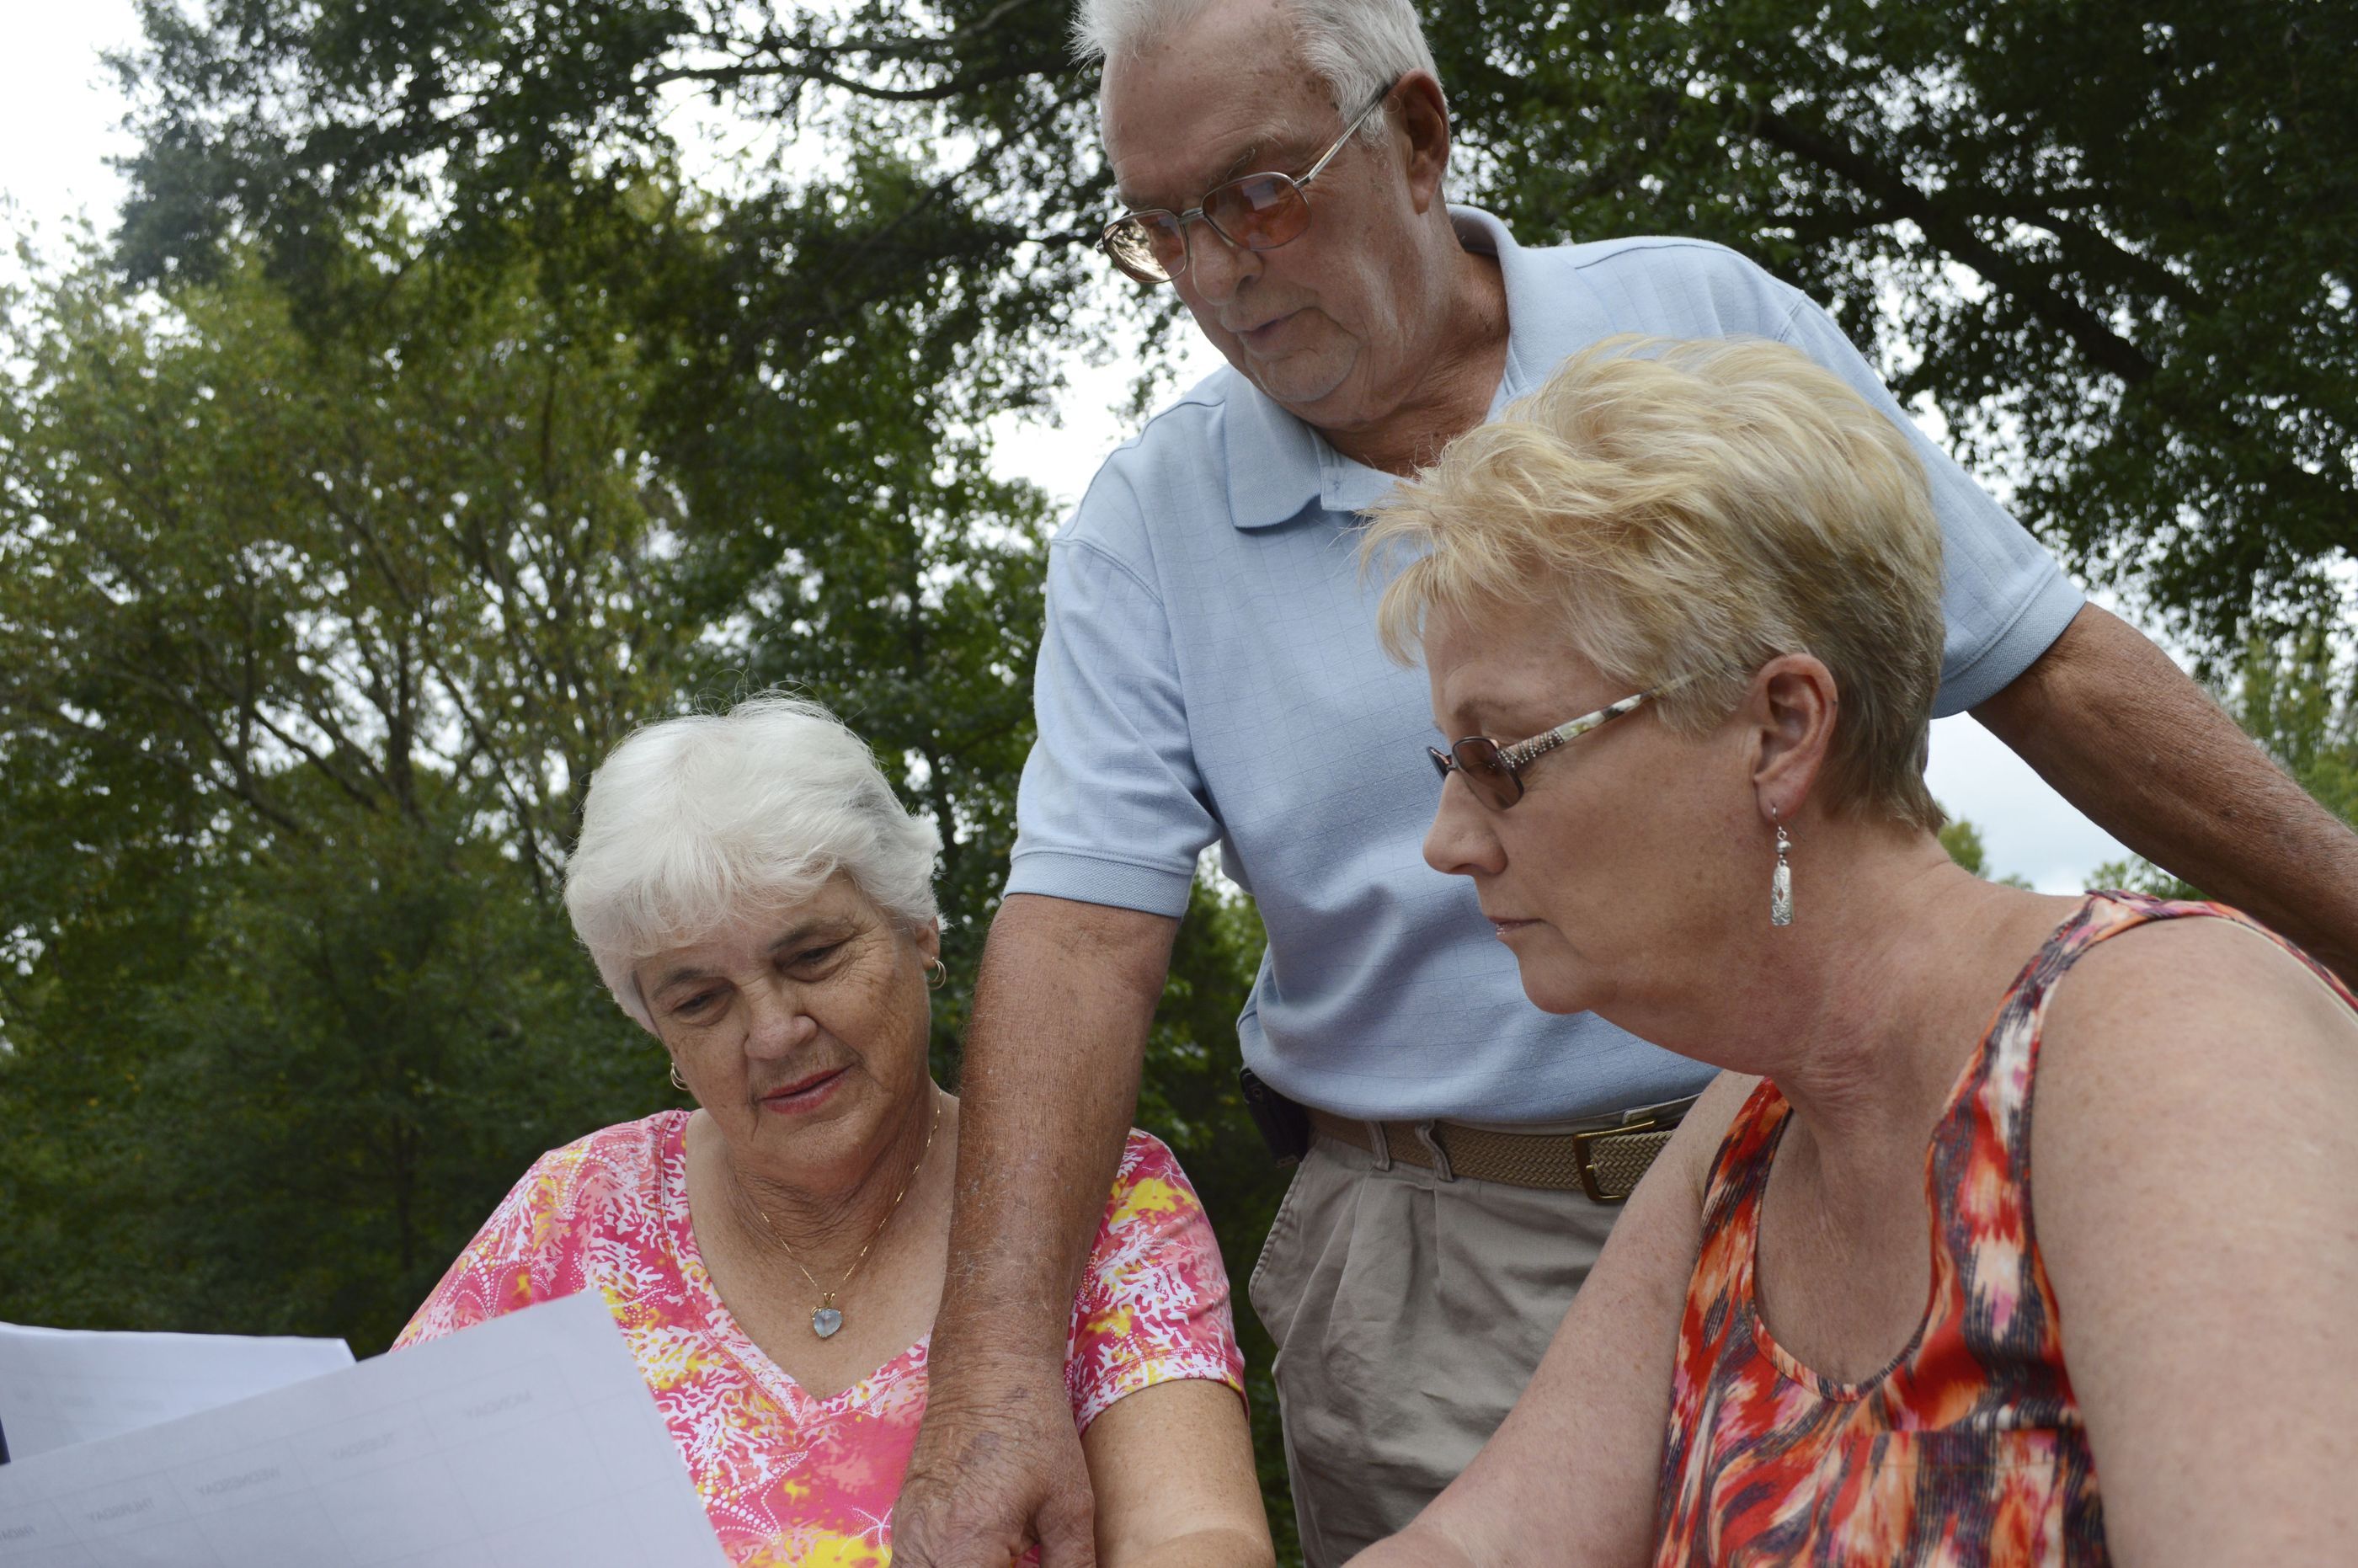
1072, 0, 1437, 137
563, 694, 942, 1032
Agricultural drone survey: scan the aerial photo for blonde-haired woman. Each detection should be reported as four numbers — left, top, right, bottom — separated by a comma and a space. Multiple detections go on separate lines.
1349, 340, 2358, 1565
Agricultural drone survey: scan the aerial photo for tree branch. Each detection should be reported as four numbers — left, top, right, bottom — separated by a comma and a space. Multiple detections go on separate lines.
1739, 101, 2161, 386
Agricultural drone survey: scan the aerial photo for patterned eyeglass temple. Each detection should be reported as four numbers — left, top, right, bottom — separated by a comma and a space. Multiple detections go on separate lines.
1496, 689, 1654, 771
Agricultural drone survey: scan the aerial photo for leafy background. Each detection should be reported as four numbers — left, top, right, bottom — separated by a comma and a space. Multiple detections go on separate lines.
4, 3, 2354, 1556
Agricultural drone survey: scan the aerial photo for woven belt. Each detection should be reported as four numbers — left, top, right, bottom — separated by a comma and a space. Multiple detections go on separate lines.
1305, 1096, 1698, 1203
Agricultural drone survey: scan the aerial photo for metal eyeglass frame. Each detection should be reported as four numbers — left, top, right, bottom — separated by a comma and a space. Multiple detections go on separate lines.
1427, 688, 1660, 809
1096, 81, 1396, 284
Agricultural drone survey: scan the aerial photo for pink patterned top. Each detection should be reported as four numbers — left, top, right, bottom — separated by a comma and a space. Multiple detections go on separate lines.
397, 1112, 1245, 1566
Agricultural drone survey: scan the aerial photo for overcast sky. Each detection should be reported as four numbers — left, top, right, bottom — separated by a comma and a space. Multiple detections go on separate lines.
3, 1, 2135, 892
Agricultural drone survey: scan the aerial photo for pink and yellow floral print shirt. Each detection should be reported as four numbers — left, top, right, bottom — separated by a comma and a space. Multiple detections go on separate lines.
397, 1112, 1245, 1567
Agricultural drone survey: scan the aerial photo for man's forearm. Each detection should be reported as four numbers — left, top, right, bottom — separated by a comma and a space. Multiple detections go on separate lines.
935, 893, 1180, 1368
1973, 604, 2358, 982
894, 894, 1176, 1563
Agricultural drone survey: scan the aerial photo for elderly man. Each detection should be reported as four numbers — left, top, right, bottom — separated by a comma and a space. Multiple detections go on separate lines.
894, 0, 2358, 1563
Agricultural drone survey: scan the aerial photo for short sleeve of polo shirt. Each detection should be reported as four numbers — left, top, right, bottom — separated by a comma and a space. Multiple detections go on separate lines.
1765, 282, 2083, 712
1006, 467, 1216, 918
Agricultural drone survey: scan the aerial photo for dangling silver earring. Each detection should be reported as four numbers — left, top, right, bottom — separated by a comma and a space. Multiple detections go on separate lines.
1769, 813, 1795, 928
668, 1058, 689, 1093
926, 959, 948, 991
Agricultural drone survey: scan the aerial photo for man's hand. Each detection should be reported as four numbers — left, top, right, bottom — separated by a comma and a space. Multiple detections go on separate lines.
892, 894, 1180, 1565
891, 1350, 1097, 1566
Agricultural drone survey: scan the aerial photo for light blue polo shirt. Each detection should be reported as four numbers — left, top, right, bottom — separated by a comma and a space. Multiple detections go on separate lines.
1006, 207, 2083, 1123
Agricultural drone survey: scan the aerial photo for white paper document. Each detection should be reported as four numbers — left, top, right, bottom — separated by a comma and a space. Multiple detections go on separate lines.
0, 1320, 355, 1461
0, 1291, 728, 1566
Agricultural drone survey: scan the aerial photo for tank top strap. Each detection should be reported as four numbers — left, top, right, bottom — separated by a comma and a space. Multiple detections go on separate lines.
1692, 895, 2169, 1253
1687, 891, 2350, 1411
1688, 1075, 1793, 1322
1698, 1078, 1785, 1209
1913, 890, 2354, 1421
1947, 890, 2354, 1194
2072, 890, 2356, 1005
1653, 893, 2334, 1565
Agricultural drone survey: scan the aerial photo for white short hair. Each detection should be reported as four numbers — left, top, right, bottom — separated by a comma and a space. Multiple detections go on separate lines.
563, 695, 942, 1031
1072, 0, 1437, 137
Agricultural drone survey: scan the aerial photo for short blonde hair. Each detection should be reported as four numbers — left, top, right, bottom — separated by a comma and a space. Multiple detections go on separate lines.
1368, 337, 1947, 832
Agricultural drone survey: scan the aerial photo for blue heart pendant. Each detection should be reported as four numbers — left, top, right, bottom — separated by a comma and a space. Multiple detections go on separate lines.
811, 1305, 844, 1339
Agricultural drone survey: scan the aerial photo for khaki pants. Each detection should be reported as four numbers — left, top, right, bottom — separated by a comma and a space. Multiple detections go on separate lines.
1248, 1129, 1620, 1566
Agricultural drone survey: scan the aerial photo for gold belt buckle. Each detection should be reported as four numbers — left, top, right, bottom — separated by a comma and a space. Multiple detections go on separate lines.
1568, 1097, 1694, 1204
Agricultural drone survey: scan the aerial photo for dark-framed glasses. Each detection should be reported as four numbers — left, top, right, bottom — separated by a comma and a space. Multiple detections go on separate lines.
1097, 82, 1395, 285
1428, 689, 1660, 811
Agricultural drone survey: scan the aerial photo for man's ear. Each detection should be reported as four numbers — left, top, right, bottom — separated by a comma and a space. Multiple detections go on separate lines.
1747, 653, 1840, 825
1395, 70, 1451, 211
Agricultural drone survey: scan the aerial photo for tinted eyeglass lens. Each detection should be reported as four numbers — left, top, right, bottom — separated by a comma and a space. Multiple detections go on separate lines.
1104, 215, 1187, 283
1103, 174, 1314, 284
1449, 739, 1523, 809
1203, 173, 1310, 248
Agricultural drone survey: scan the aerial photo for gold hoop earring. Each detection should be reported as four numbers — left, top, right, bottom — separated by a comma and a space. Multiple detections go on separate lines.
926, 959, 948, 991
669, 1058, 689, 1093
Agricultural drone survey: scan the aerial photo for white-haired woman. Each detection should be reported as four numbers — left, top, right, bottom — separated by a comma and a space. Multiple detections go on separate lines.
1348, 342, 2358, 1565
398, 696, 1273, 1568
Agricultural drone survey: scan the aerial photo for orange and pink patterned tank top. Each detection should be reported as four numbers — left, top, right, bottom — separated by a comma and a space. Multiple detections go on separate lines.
1652, 892, 2356, 1565
397, 1113, 1244, 1567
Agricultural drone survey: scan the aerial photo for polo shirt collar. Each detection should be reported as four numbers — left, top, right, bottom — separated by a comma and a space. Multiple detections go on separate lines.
1224, 204, 1536, 530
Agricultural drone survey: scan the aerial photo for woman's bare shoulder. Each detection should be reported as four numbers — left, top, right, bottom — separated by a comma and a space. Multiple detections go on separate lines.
2032, 905, 2358, 1237
2043, 907, 2357, 1080
2025, 906, 2358, 1563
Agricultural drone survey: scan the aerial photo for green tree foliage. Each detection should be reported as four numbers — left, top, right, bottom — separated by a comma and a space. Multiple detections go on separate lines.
1432, 1, 2358, 658
0, 216, 1121, 1321
113, 1, 1103, 498
50, 1, 2357, 1554
2234, 631, 2358, 827
1937, 815, 1990, 877
0, 220, 1289, 1529
111, 0, 2358, 662
109, 14, 1091, 1010
0, 240, 694, 1346
106, 3, 1293, 1502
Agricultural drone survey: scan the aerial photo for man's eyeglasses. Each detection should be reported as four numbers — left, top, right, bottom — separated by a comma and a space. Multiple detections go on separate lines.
1428, 689, 1660, 811
1097, 83, 1395, 286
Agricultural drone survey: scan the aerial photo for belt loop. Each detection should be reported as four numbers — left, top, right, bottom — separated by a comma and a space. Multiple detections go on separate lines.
1362, 1119, 1393, 1171
1412, 1120, 1455, 1182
